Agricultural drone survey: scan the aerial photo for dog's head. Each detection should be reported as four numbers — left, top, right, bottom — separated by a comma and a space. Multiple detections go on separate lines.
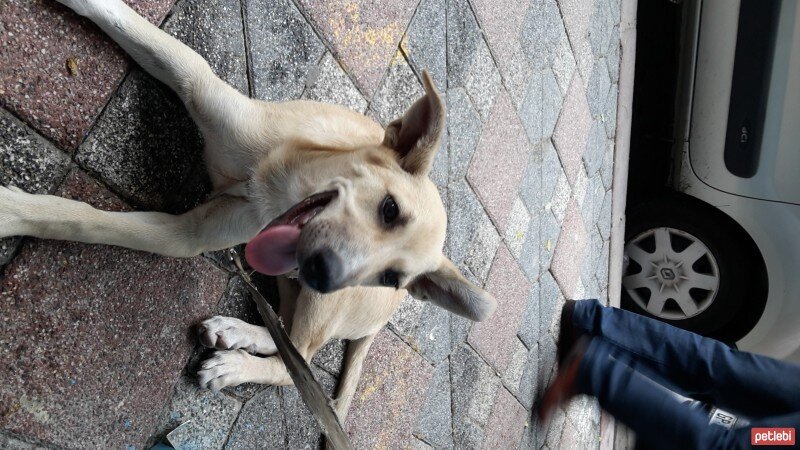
247, 72, 496, 321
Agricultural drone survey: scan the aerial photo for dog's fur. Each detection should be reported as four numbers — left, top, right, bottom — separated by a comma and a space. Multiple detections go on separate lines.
0, 0, 497, 423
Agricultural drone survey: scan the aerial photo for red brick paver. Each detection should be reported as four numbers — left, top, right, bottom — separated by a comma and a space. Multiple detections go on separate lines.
553, 73, 592, 187
468, 245, 530, 373
296, 0, 418, 97
551, 199, 588, 298
467, 92, 531, 231
0, 170, 227, 449
0, 0, 174, 151
482, 385, 527, 450
346, 329, 434, 448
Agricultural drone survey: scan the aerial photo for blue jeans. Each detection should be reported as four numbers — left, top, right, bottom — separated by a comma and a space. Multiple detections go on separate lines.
572, 299, 800, 449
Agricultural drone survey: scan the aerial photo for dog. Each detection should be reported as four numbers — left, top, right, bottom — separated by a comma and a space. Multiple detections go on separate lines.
0, 0, 497, 424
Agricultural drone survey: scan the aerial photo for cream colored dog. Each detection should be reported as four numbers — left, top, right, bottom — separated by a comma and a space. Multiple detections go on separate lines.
0, 0, 497, 423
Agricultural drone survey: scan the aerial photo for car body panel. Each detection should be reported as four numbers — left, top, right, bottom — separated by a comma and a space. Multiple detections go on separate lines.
690, 0, 800, 205
673, 0, 800, 361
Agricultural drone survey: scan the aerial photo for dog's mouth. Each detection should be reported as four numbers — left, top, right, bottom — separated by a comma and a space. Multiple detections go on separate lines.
245, 190, 337, 276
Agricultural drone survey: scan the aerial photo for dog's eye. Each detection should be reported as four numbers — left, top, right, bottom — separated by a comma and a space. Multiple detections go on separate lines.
381, 195, 399, 224
380, 270, 399, 288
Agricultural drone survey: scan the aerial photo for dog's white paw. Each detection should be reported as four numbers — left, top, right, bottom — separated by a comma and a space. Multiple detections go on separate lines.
197, 316, 276, 355
197, 349, 259, 391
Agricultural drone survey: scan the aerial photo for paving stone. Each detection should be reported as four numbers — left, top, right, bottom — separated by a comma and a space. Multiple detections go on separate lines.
151, 376, 241, 450
414, 361, 454, 448
447, 88, 482, 182
604, 83, 619, 139
581, 174, 605, 234
517, 282, 541, 349
520, 0, 575, 97
282, 367, 338, 449
413, 303, 454, 365
165, 0, 249, 94
471, 0, 531, 104
468, 245, 530, 373
517, 419, 537, 450
598, 188, 613, 241
558, 0, 595, 82
539, 270, 565, 338
540, 402, 566, 449
224, 388, 286, 449
572, 165, 589, 209
542, 69, 566, 144
451, 344, 500, 448
445, 180, 488, 266
347, 329, 434, 449
483, 386, 527, 450
303, 52, 368, 113
295, 0, 418, 96
245, 0, 325, 102
540, 140, 565, 213
371, 52, 425, 126
553, 73, 592, 188
0, 433, 46, 449
464, 215, 501, 284
536, 334, 561, 406
502, 338, 529, 390
404, 0, 447, 89
519, 144, 544, 215
600, 139, 615, 190
595, 239, 610, 292
519, 214, 542, 282
505, 197, 532, 260
410, 437, 435, 449
0, 0, 173, 150
551, 200, 588, 300
76, 69, 208, 213
584, 120, 608, 179
215, 277, 265, 329
549, 171, 572, 224
0, 170, 227, 449
588, 0, 615, 57
390, 293, 427, 337
516, 344, 540, 409
558, 417, 583, 450
519, 71, 544, 146
607, 33, 621, 84
587, 59, 611, 120
312, 338, 346, 377
0, 110, 71, 267
447, 0, 502, 122
467, 92, 531, 232
539, 210, 562, 274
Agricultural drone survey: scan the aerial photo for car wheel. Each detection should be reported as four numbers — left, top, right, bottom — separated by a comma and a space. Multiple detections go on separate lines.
621, 197, 757, 339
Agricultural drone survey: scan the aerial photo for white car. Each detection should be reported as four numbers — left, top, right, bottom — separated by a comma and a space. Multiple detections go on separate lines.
623, 0, 800, 362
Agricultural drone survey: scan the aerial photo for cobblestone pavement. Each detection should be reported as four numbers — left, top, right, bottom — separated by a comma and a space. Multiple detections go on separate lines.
0, 0, 621, 448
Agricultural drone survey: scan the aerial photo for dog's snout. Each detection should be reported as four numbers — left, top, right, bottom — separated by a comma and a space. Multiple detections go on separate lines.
300, 248, 343, 293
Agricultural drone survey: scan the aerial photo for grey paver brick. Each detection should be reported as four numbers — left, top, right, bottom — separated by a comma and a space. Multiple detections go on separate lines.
518, 282, 541, 349
405, 0, 447, 89
0, 111, 71, 266
447, 88, 483, 182
153, 377, 241, 450
224, 388, 286, 449
303, 52, 368, 113
371, 52, 425, 126
246, 0, 325, 102
414, 361, 454, 448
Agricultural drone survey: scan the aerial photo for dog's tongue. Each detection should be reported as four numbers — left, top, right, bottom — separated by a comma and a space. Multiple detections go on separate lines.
245, 225, 301, 275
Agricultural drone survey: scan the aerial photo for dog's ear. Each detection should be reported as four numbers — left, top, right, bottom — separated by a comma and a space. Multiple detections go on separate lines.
382, 70, 445, 176
406, 257, 497, 321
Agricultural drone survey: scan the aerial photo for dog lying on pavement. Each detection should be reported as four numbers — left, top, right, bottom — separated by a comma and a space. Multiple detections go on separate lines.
0, 0, 497, 423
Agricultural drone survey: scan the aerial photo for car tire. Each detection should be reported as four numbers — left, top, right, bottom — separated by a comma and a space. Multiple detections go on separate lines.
621, 196, 761, 340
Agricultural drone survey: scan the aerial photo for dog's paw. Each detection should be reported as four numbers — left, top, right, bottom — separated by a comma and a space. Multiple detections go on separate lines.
197, 316, 276, 354
197, 349, 258, 391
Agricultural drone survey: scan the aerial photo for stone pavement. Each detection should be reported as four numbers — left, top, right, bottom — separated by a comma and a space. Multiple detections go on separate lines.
0, 0, 621, 448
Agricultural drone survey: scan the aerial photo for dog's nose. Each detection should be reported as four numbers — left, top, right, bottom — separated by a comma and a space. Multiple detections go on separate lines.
300, 248, 343, 294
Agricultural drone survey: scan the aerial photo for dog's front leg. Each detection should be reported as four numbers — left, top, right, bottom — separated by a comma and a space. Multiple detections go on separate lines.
0, 186, 261, 257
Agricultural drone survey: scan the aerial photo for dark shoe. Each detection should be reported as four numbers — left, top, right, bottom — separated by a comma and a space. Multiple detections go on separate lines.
557, 299, 579, 367
538, 335, 590, 424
